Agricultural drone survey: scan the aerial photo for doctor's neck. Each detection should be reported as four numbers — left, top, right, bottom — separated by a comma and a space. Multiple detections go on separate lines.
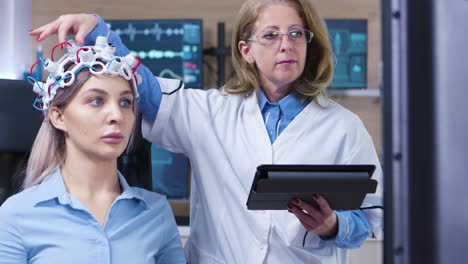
260, 80, 294, 103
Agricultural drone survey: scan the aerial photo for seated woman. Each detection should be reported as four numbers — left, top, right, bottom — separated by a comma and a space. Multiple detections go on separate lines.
0, 37, 186, 264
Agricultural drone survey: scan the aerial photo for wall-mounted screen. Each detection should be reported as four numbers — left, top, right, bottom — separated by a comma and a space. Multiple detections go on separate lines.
107, 20, 202, 200
107, 19, 203, 88
325, 19, 368, 89
151, 145, 190, 199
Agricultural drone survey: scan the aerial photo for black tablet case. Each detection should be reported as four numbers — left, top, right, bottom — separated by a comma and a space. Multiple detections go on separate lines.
246, 165, 378, 210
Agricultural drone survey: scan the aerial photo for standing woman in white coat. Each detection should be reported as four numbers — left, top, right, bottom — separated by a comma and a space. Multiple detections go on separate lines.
31, 0, 383, 263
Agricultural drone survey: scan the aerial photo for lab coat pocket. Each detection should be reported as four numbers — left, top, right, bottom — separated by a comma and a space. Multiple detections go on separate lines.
294, 228, 335, 257
186, 239, 225, 264
291, 224, 321, 249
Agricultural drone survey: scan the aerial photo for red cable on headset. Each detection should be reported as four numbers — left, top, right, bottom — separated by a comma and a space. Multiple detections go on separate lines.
50, 42, 72, 61
29, 60, 42, 83
132, 56, 141, 72
76, 47, 90, 63
133, 73, 139, 87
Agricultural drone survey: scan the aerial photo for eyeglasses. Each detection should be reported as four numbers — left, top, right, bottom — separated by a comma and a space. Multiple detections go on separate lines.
248, 29, 314, 45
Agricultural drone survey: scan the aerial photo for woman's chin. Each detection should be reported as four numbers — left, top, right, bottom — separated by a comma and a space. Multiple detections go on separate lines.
91, 147, 127, 162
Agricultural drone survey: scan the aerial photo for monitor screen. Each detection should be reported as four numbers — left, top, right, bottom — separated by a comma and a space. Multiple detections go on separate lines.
151, 145, 190, 199
106, 19, 203, 88
325, 19, 368, 89
106, 19, 199, 199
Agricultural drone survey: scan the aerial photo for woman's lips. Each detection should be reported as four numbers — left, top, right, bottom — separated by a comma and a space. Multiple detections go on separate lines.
277, 60, 297, 65
102, 137, 124, 144
102, 133, 124, 144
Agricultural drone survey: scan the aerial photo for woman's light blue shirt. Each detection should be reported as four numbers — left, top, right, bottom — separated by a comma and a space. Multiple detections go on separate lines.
0, 168, 186, 264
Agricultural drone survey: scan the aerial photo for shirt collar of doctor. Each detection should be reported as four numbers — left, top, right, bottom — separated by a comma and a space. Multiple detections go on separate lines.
32, 167, 148, 209
257, 88, 310, 121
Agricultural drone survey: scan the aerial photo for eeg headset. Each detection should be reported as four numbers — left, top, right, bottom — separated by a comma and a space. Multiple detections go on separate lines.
28, 36, 142, 112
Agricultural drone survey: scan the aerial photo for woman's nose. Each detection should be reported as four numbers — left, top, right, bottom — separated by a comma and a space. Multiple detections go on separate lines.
107, 103, 123, 124
279, 35, 294, 52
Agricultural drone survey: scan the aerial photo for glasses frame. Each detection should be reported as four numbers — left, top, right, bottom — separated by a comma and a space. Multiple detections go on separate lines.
247, 29, 314, 45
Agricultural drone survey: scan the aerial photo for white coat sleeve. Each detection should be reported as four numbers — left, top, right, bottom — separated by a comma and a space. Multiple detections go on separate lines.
141, 77, 226, 156
345, 123, 384, 240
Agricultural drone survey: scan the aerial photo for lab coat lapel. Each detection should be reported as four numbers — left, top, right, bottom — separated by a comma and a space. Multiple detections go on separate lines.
272, 99, 319, 152
237, 92, 274, 193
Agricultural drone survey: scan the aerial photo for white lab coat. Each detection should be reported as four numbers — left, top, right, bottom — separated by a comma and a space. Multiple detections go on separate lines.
142, 78, 383, 264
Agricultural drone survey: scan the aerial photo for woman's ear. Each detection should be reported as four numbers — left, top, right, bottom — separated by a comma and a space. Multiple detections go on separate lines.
48, 106, 67, 133
238, 40, 255, 64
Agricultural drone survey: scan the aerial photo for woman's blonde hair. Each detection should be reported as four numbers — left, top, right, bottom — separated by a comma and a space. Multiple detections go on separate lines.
23, 67, 138, 189
223, 0, 334, 102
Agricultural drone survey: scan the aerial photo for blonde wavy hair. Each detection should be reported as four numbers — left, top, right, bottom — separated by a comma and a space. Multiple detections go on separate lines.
223, 0, 334, 102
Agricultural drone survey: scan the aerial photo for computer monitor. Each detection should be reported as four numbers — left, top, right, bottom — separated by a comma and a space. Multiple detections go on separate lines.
106, 19, 203, 89
106, 19, 199, 199
151, 145, 190, 199
325, 19, 368, 89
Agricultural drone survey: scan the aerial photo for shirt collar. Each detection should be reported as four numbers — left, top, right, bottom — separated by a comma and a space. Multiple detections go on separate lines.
257, 88, 310, 121
116, 170, 148, 209
32, 167, 68, 205
33, 167, 148, 209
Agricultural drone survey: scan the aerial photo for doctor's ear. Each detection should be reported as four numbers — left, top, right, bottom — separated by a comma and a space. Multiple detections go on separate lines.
48, 106, 68, 133
238, 40, 255, 64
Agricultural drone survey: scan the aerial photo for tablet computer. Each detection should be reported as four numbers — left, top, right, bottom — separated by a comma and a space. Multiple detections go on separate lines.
246, 165, 378, 211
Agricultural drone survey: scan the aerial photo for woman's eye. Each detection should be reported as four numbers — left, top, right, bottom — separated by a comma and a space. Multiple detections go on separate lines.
262, 31, 279, 40
120, 98, 133, 108
89, 97, 104, 106
289, 30, 303, 38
